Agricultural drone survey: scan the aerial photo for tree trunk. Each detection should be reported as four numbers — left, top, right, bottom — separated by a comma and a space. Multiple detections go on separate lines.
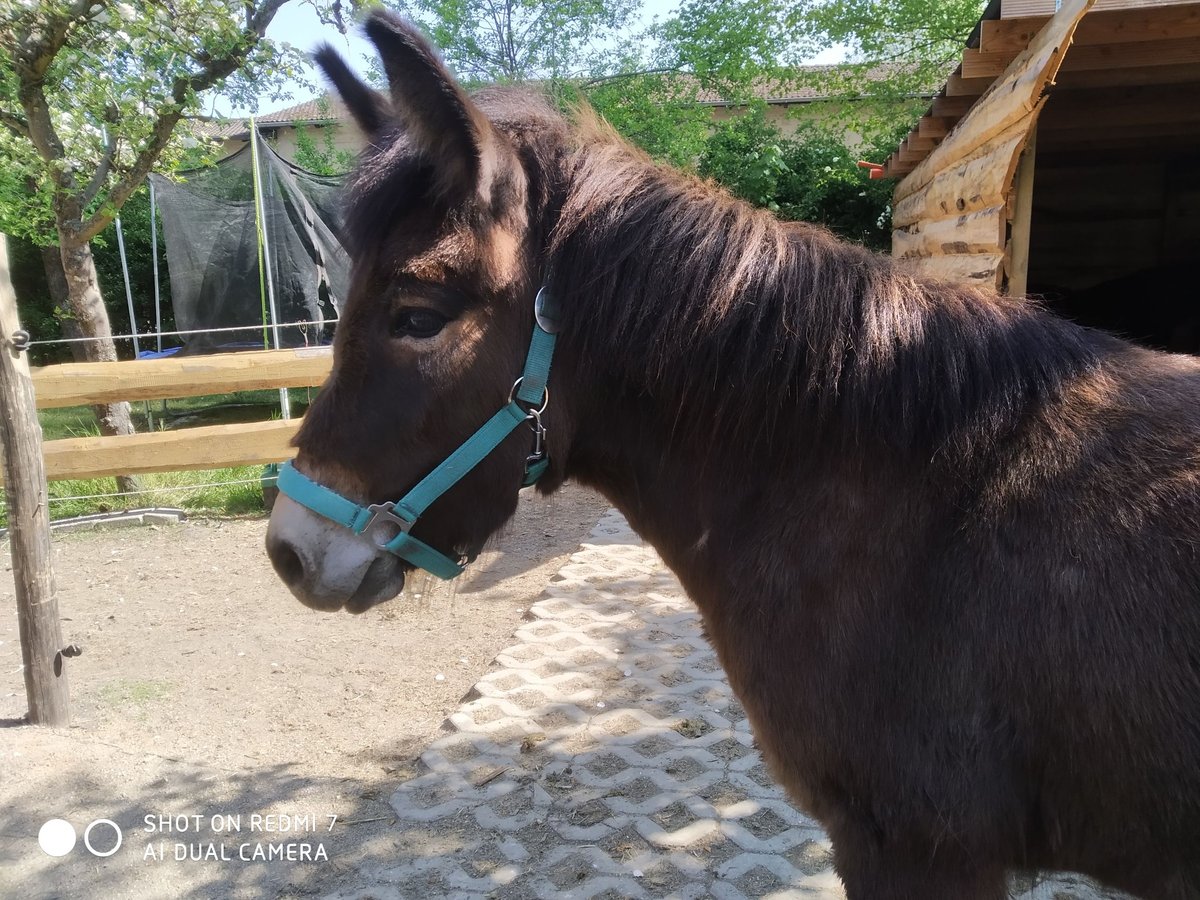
39, 244, 82, 345
56, 237, 139, 495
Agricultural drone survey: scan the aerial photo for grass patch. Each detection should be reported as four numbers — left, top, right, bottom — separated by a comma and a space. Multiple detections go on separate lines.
2, 389, 313, 526
38, 465, 271, 523
98, 678, 174, 708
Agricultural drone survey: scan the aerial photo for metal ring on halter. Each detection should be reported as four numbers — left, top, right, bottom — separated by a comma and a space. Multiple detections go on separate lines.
508, 377, 549, 416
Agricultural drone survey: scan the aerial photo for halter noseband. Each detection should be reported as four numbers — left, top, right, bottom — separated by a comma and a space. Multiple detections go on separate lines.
276, 287, 559, 580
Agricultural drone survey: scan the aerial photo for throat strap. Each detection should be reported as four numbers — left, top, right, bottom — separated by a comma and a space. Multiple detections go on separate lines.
277, 297, 557, 581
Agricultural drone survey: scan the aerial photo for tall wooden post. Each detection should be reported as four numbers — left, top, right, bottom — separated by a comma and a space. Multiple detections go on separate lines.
0, 235, 69, 726
1006, 127, 1038, 298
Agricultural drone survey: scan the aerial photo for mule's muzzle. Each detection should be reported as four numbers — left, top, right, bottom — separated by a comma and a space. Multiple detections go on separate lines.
266, 494, 406, 613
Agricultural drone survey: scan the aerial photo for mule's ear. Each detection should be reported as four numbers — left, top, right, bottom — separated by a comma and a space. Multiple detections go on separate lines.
363, 11, 494, 199
313, 44, 389, 136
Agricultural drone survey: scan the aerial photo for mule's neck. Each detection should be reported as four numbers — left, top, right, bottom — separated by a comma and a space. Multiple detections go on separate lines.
542, 138, 1104, 590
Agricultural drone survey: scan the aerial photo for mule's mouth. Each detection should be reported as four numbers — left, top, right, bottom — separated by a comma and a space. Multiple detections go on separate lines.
344, 557, 405, 614
266, 493, 408, 614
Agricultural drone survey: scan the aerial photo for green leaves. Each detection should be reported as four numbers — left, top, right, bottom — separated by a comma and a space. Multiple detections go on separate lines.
698, 109, 898, 251
0, 0, 311, 244
791, 0, 986, 133
397, 0, 641, 85
657, 0, 802, 99
293, 125, 356, 176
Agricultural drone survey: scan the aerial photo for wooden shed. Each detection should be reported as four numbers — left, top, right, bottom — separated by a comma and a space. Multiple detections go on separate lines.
886, 0, 1200, 352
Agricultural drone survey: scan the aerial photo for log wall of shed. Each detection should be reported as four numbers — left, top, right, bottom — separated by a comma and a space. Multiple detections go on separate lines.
890, 0, 1095, 288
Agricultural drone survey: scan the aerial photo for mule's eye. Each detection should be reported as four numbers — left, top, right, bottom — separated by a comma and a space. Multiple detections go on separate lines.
390, 307, 448, 339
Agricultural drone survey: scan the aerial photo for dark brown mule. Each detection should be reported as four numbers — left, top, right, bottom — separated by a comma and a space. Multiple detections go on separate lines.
265, 12, 1200, 898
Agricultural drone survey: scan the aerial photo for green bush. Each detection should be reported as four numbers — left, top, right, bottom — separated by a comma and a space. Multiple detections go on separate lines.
698, 106, 897, 252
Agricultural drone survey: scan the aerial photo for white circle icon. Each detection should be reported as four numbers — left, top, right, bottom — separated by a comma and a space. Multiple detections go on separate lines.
38, 819, 77, 857
83, 819, 123, 858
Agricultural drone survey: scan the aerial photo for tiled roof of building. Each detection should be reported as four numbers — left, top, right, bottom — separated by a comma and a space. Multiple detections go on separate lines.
193, 94, 349, 142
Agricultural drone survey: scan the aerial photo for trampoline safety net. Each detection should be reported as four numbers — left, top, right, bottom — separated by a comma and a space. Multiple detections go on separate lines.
149, 141, 349, 355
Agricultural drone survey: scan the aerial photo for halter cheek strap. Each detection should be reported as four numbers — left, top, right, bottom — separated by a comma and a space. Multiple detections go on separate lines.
276, 288, 559, 581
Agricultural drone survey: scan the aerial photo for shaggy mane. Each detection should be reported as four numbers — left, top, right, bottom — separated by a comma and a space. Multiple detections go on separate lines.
547, 126, 1106, 461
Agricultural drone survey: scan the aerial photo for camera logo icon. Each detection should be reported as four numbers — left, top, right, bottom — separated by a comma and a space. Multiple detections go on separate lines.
38, 818, 123, 858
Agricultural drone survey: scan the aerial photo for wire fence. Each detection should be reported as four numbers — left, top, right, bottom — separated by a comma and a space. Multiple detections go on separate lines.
44, 477, 271, 505
0, 472, 279, 529
27, 319, 337, 348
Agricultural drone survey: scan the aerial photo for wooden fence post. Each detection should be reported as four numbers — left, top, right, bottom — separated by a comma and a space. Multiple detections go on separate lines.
0, 235, 69, 726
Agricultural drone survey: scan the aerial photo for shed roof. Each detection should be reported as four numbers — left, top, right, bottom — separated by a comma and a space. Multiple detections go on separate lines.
885, 0, 1200, 178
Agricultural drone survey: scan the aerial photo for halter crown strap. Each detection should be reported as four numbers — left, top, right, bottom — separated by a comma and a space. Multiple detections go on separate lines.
277, 288, 558, 581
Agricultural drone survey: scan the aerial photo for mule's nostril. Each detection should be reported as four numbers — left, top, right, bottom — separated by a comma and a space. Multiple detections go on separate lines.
267, 535, 307, 589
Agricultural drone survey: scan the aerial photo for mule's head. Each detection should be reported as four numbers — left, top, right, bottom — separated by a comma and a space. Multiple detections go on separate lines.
266, 12, 559, 612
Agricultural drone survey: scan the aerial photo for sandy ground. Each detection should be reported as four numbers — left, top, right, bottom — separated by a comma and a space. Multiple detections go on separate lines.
0, 484, 609, 899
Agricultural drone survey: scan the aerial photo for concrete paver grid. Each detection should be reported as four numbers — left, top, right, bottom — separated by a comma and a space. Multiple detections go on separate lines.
340, 510, 1128, 900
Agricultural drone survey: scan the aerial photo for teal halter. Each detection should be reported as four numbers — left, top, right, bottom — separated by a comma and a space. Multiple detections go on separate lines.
276, 287, 558, 580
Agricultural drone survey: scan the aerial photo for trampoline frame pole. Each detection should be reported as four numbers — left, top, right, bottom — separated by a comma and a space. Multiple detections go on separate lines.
112, 182, 148, 427
107, 133, 140, 362
150, 179, 162, 355
250, 117, 290, 420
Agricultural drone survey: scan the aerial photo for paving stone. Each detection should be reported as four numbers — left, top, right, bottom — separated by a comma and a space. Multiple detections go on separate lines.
663, 755, 707, 782
344, 510, 1128, 900
598, 823, 654, 863
785, 839, 835, 876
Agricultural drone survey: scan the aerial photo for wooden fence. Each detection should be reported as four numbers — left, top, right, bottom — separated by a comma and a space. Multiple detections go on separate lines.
27, 347, 333, 481
1, 230, 335, 726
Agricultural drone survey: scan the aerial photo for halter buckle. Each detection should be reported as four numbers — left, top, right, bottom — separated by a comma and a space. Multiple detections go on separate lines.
364, 501, 414, 539
526, 408, 547, 469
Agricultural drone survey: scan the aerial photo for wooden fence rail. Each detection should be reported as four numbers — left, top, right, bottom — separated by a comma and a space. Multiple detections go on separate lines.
42, 419, 302, 481
31, 346, 332, 408
17, 347, 334, 482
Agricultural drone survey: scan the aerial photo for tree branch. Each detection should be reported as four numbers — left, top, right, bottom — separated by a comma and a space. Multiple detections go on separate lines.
81, 124, 119, 207
580, 66, 682, 89
9, 0, 110, 207
12, 0, 108, 80
250, 0, 290, 35
0, 108, 30, 138
76, 0, 289, 241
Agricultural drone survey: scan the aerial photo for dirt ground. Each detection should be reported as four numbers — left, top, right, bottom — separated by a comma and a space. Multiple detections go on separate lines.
0, 484, 610, 899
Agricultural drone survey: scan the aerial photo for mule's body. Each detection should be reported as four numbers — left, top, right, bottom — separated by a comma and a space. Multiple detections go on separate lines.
266, 13, 1200, 898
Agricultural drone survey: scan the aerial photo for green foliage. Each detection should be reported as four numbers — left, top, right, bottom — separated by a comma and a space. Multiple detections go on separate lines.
788, 0, 987, 135
7, 187, 173, 360
392, 0, 909, 247
698, 108, 898, 251
389, 0, 802, 165
696, 103, 789, 208
657, 0, 800, 98
397, 0, 642, 85
0, 0, 313, 243
292, 125, 356, 176
774, 126, 897, 249
804, 0, 985, 61
582, 75, 712, 167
